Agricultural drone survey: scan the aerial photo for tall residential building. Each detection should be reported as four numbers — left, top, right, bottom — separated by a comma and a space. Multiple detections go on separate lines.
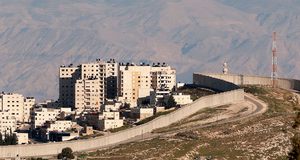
119, 64, 152, 107
59, 59, 119, 113
24, 97, 36, 123
0, 93, 35, 123
119, 63, 176, 107
58, 64, 80, 108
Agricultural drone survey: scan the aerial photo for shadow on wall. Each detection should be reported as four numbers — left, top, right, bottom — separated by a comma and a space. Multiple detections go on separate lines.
193, 73, 240, 92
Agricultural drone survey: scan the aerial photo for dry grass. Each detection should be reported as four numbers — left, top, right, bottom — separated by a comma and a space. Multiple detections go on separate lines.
77, 86, 300, 159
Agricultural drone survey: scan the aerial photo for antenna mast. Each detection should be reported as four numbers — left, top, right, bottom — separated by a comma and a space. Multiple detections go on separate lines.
271, 32, 278, 88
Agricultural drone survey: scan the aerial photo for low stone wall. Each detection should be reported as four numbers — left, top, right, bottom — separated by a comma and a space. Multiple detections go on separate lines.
0, 92, 244, 158
199, 73, 300, 91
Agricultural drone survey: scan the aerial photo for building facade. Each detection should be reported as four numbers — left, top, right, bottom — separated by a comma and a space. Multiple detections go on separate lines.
46, 120, 75, 132
15, 132, 29, 144
173, 93, 193, 105
119, 63, 176, 107
0, 93, 35, 123
59, 59, 119, 113
150, 64, 176, 91
0, 111, 16, 134
99, 111, 123, 131
31, 107, 60, 128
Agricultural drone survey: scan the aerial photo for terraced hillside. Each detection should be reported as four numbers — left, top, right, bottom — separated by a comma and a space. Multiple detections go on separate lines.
76, 86, 300, 159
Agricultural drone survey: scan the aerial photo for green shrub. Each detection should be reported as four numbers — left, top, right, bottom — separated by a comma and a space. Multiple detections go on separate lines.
57, 147, 75, 159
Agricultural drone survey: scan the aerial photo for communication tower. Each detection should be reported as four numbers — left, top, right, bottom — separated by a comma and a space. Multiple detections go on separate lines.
271, 32, 278, 88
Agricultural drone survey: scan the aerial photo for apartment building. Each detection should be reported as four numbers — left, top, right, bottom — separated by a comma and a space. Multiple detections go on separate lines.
99, 111, 123, 131
101, 101, 122, 112
150, 63, 176, 91
150, 91, 192, 106
119, 64, 152, 107
0, 111, 17, 134
59, 64, 80, 108
31, 107, 60, 128
45, 120, 76, 132
59, 59, 119, 113
173, 93, 193, 105
75, 78, 104, 113
0, 93, 35, 123
15, 132, 29, 144
105, 60, 119, 99
83, 110, 123, 131
119, 63, 176, 107
23, 97, 35, 123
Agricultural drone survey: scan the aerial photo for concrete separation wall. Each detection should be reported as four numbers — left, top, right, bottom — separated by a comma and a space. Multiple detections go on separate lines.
198, 73, 300, 91
0, 90, 244, 158
193, 73, 240, 92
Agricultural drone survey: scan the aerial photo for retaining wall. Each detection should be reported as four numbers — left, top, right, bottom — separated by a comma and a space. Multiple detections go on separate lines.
0, 90, 244, 158
197, 73, 300, 91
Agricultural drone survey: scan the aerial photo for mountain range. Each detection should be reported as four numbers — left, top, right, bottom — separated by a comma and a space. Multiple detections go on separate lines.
1, 0, 300, 101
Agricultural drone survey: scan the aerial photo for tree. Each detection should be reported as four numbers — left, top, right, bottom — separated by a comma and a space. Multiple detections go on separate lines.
1, 130, 18, 145
0, 132, 3, 145
123, 103, 130, 109
4, 131, 9, 145
11, 133, 17, 145
57, 147, 75, 159
165, 95, 177, 109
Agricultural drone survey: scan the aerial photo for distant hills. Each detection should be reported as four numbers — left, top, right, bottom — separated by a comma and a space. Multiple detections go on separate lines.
1, 0, 299, 100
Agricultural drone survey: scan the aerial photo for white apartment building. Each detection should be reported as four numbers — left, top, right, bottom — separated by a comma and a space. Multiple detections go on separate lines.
15, 132, 29, 144
59, 59, 119, 113
173, 93, 193, 105
0, 111, 17, 134
75, 78, 104, 113
0, 93, 35, 123
84, 111, 124, 131
150, 63, 176, 91
99, 111, 123, 131
99, 111, 120, 120
31, 107, 60, 128
101, 101, 122, 112
119, 63, 176, 107
46, 120, 76, 132
119, 64, 152, 107
150, 91, 193, 106
23, 97, 35, 123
